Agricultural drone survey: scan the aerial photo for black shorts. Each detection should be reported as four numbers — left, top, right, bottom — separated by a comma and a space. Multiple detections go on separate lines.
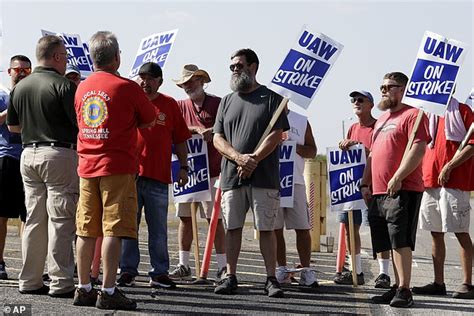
0, 156, 26, 222
368, 191, 422, 259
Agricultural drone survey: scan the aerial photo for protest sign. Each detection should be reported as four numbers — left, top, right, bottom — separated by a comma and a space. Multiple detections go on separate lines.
279, 141, 296, 208
129, 29, 178, 78
327, 145, 366, 212
172, 135, 211, 203
268, 25, 343, 109
402, 31, 468, 116
466, 87, 474, 108
41, 30, 93, 77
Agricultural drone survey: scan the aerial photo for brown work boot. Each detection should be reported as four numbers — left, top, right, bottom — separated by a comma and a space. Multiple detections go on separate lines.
95, 288, 137, 310
73, 287, 98, 306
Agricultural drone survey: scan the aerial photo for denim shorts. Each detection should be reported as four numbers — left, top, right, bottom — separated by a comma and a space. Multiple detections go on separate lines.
337, 209, 363, 226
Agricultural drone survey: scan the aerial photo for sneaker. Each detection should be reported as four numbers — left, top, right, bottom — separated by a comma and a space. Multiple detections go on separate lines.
90, 276, 102, 287
334, 271, 364, 285
452, 283, 474, 299
264, 277, 284, 298
299, 268, 319, 288
169, 264, 192, 280
276, 266, 292, 284
412, 282, 447, 295
390, 287, 414, 308
371, 284, 397, 304
73, 287, 98, 306
214, 274, 238, 295
0, 261, 7, 280
150, 274, 176, 289
374, 273, 391, 289
216, 266, 227, 280
96, 288, 137, 310
116, 273, 136, 287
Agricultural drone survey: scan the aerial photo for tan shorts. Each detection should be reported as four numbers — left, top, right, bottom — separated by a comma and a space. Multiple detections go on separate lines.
76, 174, 138, 239
420, 187, 471, 233
221, 185, 280, 231
275, 184, 311, 230
175, 177, 221, 219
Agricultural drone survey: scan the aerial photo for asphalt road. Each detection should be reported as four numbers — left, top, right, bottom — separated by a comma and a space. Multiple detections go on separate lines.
1, 202, 474, 315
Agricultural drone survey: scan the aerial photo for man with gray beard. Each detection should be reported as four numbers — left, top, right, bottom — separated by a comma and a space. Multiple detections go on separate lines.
360, 72, 430, 308
213, 48, 289, 298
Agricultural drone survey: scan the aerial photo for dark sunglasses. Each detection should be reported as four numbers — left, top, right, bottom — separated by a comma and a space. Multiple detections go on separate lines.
379, 84, 401, 92
11, 67, 32, 74
229, 63, 246, 72
351, 97, 365, 104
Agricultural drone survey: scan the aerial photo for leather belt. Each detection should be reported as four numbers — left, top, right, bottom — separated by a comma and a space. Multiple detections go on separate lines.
24, 142, 77, 150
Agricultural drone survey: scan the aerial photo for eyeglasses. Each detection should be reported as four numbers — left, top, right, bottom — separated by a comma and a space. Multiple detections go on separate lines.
229, 63, 246, 72
379, 84, 401, 92
350, 97, 365, 104
10, 67, 32, 74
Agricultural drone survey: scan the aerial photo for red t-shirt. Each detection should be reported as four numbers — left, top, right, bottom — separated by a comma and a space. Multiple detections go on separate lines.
347, 121, 376, 151
177, 94, 222, 178
371, 106, 431, 194
423, 103, 474, 191
75, 72, 156, 178
137, 93, 191, 183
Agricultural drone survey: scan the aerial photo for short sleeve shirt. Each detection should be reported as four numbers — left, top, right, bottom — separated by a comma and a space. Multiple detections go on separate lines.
370, 106, 431, 194
138, 93, 191, 183
75, 72, 156, 178
177, 94, 221, 178
347, 121, 376, 151
213, 85, 290, 191
423, 103, 474, 191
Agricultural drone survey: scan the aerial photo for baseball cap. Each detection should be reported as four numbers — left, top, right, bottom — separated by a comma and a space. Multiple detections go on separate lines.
65, 64, 80, 76
138, 62, 163, 78
349, 90, 374, 103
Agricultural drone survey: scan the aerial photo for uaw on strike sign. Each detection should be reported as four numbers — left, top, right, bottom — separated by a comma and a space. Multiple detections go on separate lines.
402, 31, 468, 116
279, 141, 296, 208
129, 29, 178, 78
327, 145, 366, 212
42, 30, 93, 77
171, 135, 211, 203
268, 25, 343, 109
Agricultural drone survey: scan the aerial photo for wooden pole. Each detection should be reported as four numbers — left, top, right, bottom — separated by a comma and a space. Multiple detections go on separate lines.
190, 202, 201, 278
348, 209, 358, 287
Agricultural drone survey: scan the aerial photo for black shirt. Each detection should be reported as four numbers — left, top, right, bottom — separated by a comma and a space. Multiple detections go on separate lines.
213, 85, 290, 191
7, 66, 78, 144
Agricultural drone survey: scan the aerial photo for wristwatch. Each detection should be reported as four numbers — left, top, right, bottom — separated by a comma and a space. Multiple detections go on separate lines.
359, 184, 369, 190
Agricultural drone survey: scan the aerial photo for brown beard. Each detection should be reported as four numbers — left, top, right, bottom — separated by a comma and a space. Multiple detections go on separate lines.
377, 98, 395, 111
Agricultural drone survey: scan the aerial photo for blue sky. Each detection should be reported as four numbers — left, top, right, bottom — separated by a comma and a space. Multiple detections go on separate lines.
1, 0, 472, 151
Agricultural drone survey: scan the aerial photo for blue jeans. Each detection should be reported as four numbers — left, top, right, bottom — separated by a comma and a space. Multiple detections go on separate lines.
120, 177, 169, 277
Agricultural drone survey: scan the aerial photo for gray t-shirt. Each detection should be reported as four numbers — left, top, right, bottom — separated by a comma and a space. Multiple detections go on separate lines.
213, 85, 289, 191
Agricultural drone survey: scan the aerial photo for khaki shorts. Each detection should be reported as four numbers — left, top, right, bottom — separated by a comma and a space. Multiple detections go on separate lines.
76, 174, 138, 239
175, 177, 221, 219
221, 185, 280, 231
420, 187, 471, 233
275, 184, 311, 230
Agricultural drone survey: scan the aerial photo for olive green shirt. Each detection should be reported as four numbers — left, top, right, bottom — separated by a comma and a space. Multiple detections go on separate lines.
7, 66, 78, 144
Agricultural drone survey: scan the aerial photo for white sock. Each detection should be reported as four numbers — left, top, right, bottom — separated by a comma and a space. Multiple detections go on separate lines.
355, 254, 362, 274
179, 251, 190, 266
78, 283, 92, 292
102, 286, 115, 295
378, 258, 390, 275
216, 253, 227, 269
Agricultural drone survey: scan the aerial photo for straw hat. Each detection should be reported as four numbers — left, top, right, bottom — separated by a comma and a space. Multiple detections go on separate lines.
173, 64, 211, 87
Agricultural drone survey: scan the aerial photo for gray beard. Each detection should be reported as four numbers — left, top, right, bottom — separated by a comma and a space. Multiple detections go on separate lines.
230, 70, 253, 92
